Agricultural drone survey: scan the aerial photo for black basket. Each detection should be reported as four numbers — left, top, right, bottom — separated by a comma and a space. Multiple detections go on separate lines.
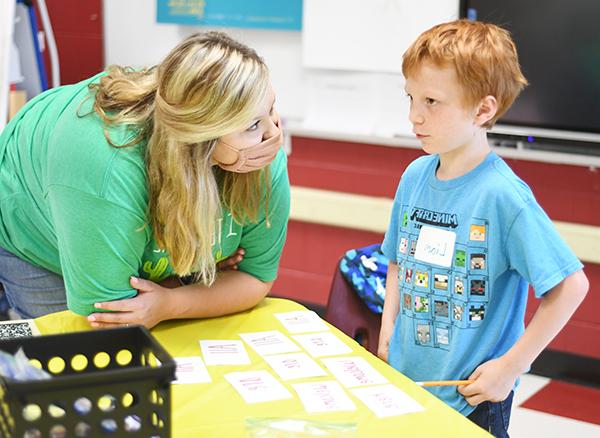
0, 326, 176, 438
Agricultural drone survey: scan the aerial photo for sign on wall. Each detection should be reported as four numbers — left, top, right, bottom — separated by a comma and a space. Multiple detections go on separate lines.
156, 0, 302, 30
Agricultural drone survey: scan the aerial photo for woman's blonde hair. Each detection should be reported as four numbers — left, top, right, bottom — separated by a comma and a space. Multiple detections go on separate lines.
402, 19, 528, 127
91, 31, 271, 284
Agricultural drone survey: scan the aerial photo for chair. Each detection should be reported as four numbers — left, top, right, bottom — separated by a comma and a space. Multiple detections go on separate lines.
325, 261, 382, 356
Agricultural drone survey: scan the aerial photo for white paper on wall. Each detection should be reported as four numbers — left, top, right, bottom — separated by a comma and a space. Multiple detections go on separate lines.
302, 70, 379, 135
303, 70, 415, 138
302, 0, 459, 73
372, 73, 413, 138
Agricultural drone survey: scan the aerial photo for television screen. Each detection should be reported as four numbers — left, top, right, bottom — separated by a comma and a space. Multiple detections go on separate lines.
460, 0, 600, 146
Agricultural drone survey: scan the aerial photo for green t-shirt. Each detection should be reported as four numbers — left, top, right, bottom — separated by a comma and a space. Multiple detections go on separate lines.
0, 74, 290, 316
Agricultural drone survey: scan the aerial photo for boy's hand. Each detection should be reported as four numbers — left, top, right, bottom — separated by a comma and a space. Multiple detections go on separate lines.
377, 335, 390, 362
377, 319, 396, 362
458, 356, 521, 405
378, 261, 399, 364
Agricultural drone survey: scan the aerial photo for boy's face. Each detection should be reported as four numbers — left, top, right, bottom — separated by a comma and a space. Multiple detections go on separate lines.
405, 62, 482, 158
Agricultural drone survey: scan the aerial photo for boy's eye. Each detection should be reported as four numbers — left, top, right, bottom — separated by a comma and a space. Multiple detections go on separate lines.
425, 98, 437, 105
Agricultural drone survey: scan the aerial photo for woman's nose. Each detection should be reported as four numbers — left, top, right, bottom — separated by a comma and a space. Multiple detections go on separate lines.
262, 111, 280, 141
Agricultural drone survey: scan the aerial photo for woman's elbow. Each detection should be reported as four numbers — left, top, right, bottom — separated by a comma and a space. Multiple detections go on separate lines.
261, 280, 274, 298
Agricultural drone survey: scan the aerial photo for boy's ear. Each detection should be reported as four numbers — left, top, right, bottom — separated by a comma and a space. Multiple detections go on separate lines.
474, 95, 498, 126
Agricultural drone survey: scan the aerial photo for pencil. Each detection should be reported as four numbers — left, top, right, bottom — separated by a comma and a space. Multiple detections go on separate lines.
416, 380, 474, 387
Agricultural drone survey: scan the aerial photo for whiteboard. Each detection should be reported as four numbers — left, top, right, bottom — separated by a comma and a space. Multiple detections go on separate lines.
302, 0, 458, 73
302, 70, 413, 138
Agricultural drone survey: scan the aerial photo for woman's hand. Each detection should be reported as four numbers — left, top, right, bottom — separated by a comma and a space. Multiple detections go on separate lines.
458, 356, 521, 406
88, 277, 170, 329
162, 248, 245, 287
217, 247, 245, 271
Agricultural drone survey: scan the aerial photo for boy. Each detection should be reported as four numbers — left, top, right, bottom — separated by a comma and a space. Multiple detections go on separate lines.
378, 20, 588, 437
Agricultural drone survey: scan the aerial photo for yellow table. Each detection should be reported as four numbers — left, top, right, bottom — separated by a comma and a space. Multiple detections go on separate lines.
36, 298, 489, 437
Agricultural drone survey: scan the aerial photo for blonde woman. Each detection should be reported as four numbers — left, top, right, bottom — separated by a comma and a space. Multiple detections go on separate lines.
0, 32, 290, 328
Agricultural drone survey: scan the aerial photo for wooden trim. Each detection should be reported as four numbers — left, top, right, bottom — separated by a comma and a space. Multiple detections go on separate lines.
290, 186, 600, 264
288, 126, 600, 168
290, 186, 391, 233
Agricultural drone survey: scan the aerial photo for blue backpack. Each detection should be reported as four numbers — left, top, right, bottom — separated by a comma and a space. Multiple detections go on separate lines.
339, 244, 388, 314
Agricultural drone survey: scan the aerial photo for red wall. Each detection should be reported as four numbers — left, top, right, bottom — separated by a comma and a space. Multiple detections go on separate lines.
273, 136, 600, 359
38, 0, 104, 86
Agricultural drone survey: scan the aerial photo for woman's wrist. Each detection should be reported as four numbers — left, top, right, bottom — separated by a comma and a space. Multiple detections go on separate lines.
164, 283, 200, 320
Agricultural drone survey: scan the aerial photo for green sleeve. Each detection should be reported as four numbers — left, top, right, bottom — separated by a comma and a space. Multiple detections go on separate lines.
237, 150, 290, 282
47, 184, 149, 315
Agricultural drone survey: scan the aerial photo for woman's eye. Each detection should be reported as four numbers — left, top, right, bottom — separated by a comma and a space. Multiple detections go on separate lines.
425, 98, 436, 105
247, 121, 260, 131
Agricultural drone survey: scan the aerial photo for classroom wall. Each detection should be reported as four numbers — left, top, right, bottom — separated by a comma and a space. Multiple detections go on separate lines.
102, 0, 460, 139
103, 0, 308, 122
32, 0, 104, 91
280, 136, 600, 360
95, 1, 600, 361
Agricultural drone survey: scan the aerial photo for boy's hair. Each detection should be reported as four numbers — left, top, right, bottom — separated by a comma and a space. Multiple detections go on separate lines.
402, 19, 528, 127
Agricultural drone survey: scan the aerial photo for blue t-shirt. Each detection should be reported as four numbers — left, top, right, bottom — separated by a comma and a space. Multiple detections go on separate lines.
381, 152, 582, 416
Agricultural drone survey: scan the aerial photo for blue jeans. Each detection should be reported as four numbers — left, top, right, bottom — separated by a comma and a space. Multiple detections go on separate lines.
0, 246, 67, 318
467, 391, 514, 438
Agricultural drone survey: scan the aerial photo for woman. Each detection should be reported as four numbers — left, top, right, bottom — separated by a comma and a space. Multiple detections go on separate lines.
0, 32, 290, 328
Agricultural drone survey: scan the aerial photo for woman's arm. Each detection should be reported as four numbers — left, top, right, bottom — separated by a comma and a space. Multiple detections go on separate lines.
88, 152, 289, 328
88, 270, 272, 328
166, 271, 272, 319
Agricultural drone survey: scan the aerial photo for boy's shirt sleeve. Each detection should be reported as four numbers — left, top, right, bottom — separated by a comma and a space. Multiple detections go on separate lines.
504, 199, 583, 298
236, 150, 290, 282
48, 184, 148, 315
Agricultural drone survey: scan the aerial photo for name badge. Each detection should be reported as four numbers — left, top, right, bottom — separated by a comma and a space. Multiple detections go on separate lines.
414, 225, 456, 268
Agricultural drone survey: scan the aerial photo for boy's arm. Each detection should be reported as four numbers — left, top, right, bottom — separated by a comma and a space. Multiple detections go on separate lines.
378, 261, 399, 362
459, 269, 589, 405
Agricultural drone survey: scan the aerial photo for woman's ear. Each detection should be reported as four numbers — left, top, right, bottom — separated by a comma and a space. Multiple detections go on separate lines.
475, 95, 498, 126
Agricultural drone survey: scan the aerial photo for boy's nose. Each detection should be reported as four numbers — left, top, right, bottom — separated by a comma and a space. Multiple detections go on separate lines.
409, 107, 424, 125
